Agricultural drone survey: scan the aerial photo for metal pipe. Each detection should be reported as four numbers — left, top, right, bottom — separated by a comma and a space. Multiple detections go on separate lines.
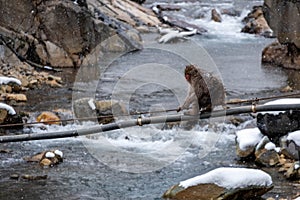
1, 103, 300, 143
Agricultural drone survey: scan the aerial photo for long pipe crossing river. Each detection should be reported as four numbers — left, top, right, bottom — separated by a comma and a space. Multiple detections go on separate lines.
1, 103, 300, 143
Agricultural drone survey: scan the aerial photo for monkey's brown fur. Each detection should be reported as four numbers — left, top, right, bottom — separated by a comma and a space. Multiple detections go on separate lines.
180, 64, 225, 114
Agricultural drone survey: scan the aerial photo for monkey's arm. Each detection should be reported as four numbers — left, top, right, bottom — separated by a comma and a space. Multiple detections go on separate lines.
181, 87, 197, 110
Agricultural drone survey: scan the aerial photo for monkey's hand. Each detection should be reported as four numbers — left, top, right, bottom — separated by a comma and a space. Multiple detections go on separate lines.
176, 107, 182, 112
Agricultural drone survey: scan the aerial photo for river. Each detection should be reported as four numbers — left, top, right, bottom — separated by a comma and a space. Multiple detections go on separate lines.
1, 0, 300, 199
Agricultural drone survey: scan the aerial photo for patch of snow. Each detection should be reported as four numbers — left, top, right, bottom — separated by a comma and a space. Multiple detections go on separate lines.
265, 142, 276, 151
54, 150, 63, 158
45, 152, 55, 158
295, 162, 300, 170
287, 130, 300, 146
236, 128, 263, 150
274, 147, 281, 153
256, 136, 269, 151
0, 103, 16, 115
0, 76, 21, 85
88, 99, 96, 110
260, 98, 300, 115
179, 167, 273, 189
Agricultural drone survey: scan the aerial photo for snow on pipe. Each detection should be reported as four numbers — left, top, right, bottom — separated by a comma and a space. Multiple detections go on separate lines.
1, 103, 300, 143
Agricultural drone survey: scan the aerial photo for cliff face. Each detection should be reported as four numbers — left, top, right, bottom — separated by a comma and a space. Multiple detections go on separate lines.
262, 0, 300, 69
264, 0, 300, 48
0, 0, 158, 68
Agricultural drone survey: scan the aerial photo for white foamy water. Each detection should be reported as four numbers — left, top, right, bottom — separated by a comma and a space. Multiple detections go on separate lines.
193, 9, 255, 41
25, 118, 238, 173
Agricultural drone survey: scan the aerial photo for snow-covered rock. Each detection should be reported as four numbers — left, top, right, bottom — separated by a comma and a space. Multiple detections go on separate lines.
236, 128, 263, 151
163, 167, 273, 200
0, 76, 21, 86
255, 136, 280, 167
45, 152, 55, 158
257, 99, 300, 144
287, 131, 300, 147
235, 128, 263, 158
0, 102, 16, 115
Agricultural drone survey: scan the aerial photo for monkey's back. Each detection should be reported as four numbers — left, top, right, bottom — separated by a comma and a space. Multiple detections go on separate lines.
191, 67, 225, 110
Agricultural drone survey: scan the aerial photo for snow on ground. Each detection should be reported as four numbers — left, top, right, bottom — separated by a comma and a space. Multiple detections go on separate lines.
260, 98, 300, 115
0, 76, 21, 85
0, 102, 16, 115
287, 131, 300, 146
265, 142, 276, 151
236, 128, 263, 150
179, 167, 272, 189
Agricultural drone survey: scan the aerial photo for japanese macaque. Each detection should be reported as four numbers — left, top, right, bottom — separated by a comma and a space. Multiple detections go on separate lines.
177, 64, 225, 115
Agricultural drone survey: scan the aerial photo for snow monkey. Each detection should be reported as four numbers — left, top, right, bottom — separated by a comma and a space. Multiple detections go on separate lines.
177, 64, 225, 115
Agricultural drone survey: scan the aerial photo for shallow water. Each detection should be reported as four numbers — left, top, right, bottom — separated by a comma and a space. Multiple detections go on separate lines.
1, 0, 300, 199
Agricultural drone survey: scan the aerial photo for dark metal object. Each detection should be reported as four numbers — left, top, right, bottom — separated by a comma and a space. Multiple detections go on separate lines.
1, 103, 300, 143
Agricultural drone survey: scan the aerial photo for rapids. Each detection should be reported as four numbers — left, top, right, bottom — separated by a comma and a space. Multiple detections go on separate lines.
1, 0, 300, 199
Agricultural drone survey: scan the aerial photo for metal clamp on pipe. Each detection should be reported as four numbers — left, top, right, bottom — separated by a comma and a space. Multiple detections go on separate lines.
137, 116, 143, 126
251, 104, 256, 113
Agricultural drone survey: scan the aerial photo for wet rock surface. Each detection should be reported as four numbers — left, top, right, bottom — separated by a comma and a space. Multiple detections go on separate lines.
262, 0, 300, 69
257, 111, 300, 144
163, 168, 273, 200
0, 0, 150, 69
73, 98, 127, 124
241, 6, 273, 37
262, 41, 300, 70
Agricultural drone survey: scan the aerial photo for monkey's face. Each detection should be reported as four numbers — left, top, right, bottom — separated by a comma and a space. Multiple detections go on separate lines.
185, 73, 191, 83
184, 65, 196, 83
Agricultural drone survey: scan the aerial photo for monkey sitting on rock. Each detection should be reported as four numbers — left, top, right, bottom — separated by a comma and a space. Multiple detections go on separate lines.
177, 64, 225, 115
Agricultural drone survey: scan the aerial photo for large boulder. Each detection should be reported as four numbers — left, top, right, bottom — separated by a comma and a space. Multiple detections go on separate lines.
263, 0, 300, 49
73, 98, 127, 124
235, 128, 264, 159
256, 99, 300, 144
262, 0, 300, 69
163, 167, 273, 200
241, 6, 273, 37
0, 0, 148, 68
262, 41, 300, 70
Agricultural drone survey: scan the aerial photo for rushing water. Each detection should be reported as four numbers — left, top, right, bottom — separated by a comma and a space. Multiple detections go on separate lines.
1, 0, 300, 199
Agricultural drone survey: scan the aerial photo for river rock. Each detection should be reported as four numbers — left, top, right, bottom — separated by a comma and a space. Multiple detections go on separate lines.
0, 109, 8, 124
36, 111, 61, 125
257, 111, 300, 144
25, 150, 63, 167
236, 143, 255, 159
163, 168, 273, 200
254, 136, 279, 166
73, 98, 127, 124
241, 6, 273, 37
0, 104, 23, 127
163, 184, 273, 200
255, 148, 280, 167
4, 93, 27, 102
262, 41, 300, 70
284, 162, 300, 179
211, 9, 222, 23
220, 8, 241, 17
21, 174, 48, 180
235, 128, 263, 159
